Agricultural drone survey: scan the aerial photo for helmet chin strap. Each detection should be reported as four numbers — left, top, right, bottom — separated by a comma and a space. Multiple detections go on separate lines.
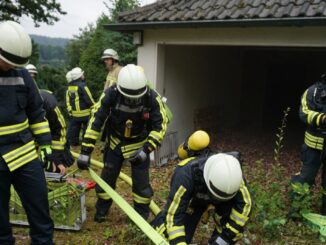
123, 96, 142, 106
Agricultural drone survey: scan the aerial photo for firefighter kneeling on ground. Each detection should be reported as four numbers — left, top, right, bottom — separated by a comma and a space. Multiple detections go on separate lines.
152, 130, 252, 245
77, 64, 168, 222
290, 73, 326, 217
26, 64, 74, 175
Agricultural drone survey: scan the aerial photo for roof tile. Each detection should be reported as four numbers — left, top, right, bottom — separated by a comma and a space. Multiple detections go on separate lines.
118, 0, 326, 22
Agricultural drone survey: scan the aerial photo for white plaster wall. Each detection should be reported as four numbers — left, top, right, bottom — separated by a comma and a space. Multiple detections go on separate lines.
136, 26, 326, 143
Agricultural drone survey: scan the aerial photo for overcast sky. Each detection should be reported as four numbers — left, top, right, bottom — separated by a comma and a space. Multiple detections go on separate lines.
21, 0, 156, 39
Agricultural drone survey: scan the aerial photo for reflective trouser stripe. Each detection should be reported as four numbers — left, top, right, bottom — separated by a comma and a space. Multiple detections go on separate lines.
133, 193, 151, 204
304, 131, 323, 150
3, 140, 38, 172
0, 119, 29, 136
97, 192, 111, 200
30, 121, 50, 135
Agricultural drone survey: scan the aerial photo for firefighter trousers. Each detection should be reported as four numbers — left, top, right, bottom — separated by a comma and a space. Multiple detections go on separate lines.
0, 158, 54, 245
95, 147, 153, 220
67, 116, 88, 146
291, 143, 326, 212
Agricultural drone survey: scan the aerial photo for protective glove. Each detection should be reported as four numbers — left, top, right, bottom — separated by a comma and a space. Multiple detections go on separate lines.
128, 147, 148, 163
40, 145, 53, 171
77, 153, 90, 170
210, 236, 229, 245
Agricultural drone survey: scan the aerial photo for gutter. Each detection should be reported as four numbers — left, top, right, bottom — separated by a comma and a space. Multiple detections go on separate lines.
104, 17, 326, 32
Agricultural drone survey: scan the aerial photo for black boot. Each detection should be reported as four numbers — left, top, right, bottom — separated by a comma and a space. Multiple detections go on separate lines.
94, 209, 107, 223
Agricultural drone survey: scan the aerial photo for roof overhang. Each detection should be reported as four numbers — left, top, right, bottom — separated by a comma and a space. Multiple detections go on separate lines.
105, 17, 326, 32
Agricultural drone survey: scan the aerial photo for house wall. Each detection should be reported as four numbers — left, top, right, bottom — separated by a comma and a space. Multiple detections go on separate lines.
162, 45, 243, 142
137, 26, 326, 144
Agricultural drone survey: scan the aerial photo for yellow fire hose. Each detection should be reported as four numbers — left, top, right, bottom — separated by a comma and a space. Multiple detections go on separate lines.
70, 151, 161, 215
71, 152, 167, 245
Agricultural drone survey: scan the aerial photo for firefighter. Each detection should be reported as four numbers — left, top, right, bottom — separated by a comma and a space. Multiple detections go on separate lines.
26, 65, 74, 175
290, 73, 326, 216
102, 48, 122, 90
66, 67, 95, 148
151, 153, 252, 245
0, 21, 53, 244
77, 64, 168, 222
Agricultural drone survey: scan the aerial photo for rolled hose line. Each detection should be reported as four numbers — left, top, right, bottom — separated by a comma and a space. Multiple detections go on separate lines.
70, 151, 168, 245
70, 151, 161, 215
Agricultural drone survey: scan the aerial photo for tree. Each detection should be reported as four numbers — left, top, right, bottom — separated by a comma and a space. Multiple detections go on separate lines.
65, 24, 96, 68
30, 40, 40, 66
79, 14, 137, 99
0, 0, 66, 26
106, 0, 139, 21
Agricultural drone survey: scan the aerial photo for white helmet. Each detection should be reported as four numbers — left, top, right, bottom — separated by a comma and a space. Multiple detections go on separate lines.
26, 64, 37, 74
0, 21, 32, 67
101, 48, 119, 61
204, 153, 242, 201
70, 67, 84, 81
66, 71, 73, 83
117, 64, 147, 98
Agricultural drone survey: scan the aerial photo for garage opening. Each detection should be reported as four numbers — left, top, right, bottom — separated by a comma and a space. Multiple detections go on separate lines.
161, 45, 326, 151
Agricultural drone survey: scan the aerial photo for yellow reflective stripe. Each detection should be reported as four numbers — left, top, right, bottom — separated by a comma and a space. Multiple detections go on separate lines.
8, 149, 38, 172
73, 88, 80, 111
0, 119, 29, 136
54, 107, 66, 142
167, 226, 185, 240
71, 109, 91, 117
91, 93, 105, 116
82, 142, 95, 148
51, 140, 65, 150
176, 243, 187, 245
317, 113, 324, 127
239, 181, 252, 217
167, 185, 187, 227
3, 141, 35, 163
68, 86, 78, 91
97, 192, 111, 200
122, 139, 147, 152
226, 222, 240, 235
178, 157, 196, 166
304, 131, 323, 150
84, 86, 95, 105
308, 112, 318, 125
301, 90, 315, 125
230, 208, 248, 227
148, 96, 168, 147
148, 139, 157, 149
110, 135, 120, 145
84, 129, 100, 140
30, 121, 50, 135
149, 131, 163, 142
123, 150, 137, 159
156, 223, 166, 234
66, 90, 72, 113
110, 141, 117, 150
133, 193, 151, 204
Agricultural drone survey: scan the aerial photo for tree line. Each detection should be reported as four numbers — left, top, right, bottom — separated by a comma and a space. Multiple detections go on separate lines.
0, 0, 139, 110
